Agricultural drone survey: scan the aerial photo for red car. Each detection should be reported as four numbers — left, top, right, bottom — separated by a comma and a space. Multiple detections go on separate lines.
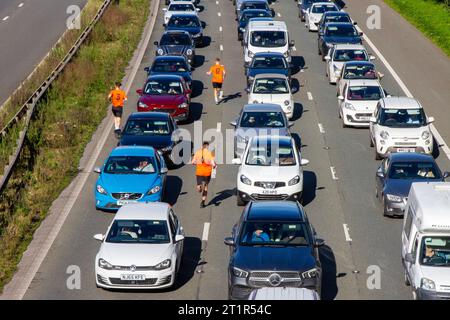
137, 75, 191, 122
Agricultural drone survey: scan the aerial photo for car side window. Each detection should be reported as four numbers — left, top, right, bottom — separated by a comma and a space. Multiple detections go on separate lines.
155, 153, 162, 172
404, 209, 413, 239
374, 103, 381, 119
412, 236, 419, 258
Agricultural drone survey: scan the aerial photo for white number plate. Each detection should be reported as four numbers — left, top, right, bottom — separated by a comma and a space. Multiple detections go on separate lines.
120, 274, 145, 281
359, 116, 371, 121
397, 148, 415, 153
117, 200, 138, 206
261, 190, 277, 195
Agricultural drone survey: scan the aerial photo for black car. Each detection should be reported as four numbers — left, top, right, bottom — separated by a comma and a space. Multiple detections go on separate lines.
317, 11, 353, 36
224, 201, 324, 300
237, 9, 272, 41
318, 22, 363, 60
165, 13, 204, 46
154, 31, 195, 66
237, 0, 275, 17
119, 112, 182, 166
245, 52, 291, 88
298, 0, 324, 22
375, 153, 449, 217
145, 55, 192, 88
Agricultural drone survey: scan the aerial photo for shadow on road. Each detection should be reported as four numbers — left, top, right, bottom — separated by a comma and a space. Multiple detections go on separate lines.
163, 175, 183, 206
302, 170, 317, 206
198, 36, 211, 48
220, 92, 242, 104
193, 55, 205, 68
187, 102, 204, 123
208, 188, 237, 207
191, 80, 204, 98
291, 56, 306, 75
291, 102, 304, 121
319, 244, 340, 300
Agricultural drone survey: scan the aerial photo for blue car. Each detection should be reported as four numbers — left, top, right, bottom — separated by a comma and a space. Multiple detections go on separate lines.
246, 52, 290, 87
94, 146, 168, 211
165, 13, 203, 46
145, 55, 192, 88
317, 11, 353, 36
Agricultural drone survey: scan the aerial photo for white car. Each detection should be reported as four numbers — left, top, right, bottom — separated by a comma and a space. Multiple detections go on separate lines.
337, 61, 383, 98
338, 79, 385, 128
232, 135, 309, 206
325, 44, 375, 84
248, 74, 297, 119
305, 2, 339, 32
163, 1, 199, 25
94, 202, 185, 290
369, 97, 435, 160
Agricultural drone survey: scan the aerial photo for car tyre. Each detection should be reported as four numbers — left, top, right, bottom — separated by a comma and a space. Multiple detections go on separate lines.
382, 198, 389, 217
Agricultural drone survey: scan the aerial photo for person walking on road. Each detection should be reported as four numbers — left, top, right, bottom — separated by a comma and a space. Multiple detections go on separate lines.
207, 58, 226, 105
108, 82, 127, 138
192, 141, 217, 208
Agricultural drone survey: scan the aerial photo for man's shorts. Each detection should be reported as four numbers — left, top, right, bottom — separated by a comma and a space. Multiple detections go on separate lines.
111, 106, 123, 118
196, 175, 211, 185
212, 82, 223, 89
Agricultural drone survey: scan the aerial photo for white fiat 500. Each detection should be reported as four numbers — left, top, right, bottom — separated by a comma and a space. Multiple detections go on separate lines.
369, 97, 435, 160
248, 74, 297, 119
232, 135, 309, 206
305, 2, 339, 32
338, 79, 385, 128
163, 1, 199, 25
94, 202, 185, 290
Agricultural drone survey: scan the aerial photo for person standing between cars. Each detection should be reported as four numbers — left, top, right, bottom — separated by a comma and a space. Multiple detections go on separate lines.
192, 141, 217, 208
206, 58, 226, 104
108, 82, 127, 137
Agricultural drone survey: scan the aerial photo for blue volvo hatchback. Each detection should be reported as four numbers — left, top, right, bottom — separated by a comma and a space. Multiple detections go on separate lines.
94, 146, 167, 211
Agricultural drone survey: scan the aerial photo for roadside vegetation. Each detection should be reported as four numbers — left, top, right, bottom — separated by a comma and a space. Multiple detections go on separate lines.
0, 0, 150, 291
384, 0, 450, 56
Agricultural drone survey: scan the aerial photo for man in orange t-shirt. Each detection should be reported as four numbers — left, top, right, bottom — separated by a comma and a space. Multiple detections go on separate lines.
207, 58, 226, 105
192, 141, 217, 208
108, 82, 127, 137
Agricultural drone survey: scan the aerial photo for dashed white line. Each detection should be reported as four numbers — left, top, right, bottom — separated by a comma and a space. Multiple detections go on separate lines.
219, 26, 223, 32
218, 12, 221, 17
202, 222, 211, 241
343, 224, 352, 242
3, 16, 9, 21
216, 122, 221, 132
216, 0, 219, 4
318, 123, 325, 134
307, 92, 313, 101
220, 44, 223, 51
277, 13, 281, 17
18, 3, 24, 8
330, 166, 338, 180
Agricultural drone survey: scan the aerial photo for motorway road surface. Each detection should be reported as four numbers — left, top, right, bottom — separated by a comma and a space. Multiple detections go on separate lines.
0, 0, 87, 106
18, 0, 450, 299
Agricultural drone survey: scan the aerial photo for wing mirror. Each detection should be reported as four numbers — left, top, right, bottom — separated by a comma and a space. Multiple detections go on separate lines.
289, 40, 295, 47
162, 8, 167, 12
325, 56, 331, 61
338, 95, 344, 101
144, 66, 150, 73
175, 234, 185, 242
232, 158, 242, 165
369, 55, 376, 61
94, 167, 102, 174
370, 116, 377, 123
427, 116, 435, 124
359, 31, 364, 36
288, 121, 294, 128
196, 8, 200, 12
93, 234, 104, 241
353, 21, 358, 25
153, 41, 159, 46
224, 237, 235, 246
136, 88, 143, 96
405, 253, 415, 264
161, 167, 169, 174
376, 170, 385, 178
230, 121, 237, 127
314, 238, 325, 248
301, 158, 309, 166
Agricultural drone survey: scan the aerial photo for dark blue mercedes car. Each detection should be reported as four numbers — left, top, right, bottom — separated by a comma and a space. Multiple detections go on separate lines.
145, 55, 192, 88
245, 52, 291, 88
165, 13, 203, 46
224, 201, 324, 300
317, 11, 353, 36
318, 22, 363, 60
237, 9, 272, 41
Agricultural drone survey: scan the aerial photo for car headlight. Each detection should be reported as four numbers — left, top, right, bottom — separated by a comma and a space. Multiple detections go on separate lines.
301, 268, 318, 279
421, 278, 436, 291
421, 131, 430, 140
178, 102, 188, 109
138, 101, 148, 109
186, 49, 193, 55
284, 100, 290, 106
96, 185, 107, 195
344, 102, 355, 110
148, 185, 161, 195
157, 48, 164, 55
154, 259, 171, 270
380, 131, 389, 139
240, 174, 252, 185
288, 175, 300, 186
98, 258, 113, 270
232, 267, 249, 278
386, 194, 402, 202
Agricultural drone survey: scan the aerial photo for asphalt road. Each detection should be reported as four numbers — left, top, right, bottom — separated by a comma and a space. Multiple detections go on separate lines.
19, 0, 450, 300
0, 0, 87, 106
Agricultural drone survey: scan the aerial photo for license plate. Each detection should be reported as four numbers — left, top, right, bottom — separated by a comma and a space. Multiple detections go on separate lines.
397, 148, 415, 153
359, 116, 371, 121
120, 274, 145, 281
261, 190, 277, 195
117, 200, 138, 206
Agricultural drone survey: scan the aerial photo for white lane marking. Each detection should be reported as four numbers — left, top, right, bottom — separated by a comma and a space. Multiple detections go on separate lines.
318, 123, 325, 134
217, 122, 221, 132
307, 92, 313, 101
220, 44, 223, 51
216, 0, 219, 4
343, 224, 352, 242
218, 12, 221, 17
330, 166, 338, 180
219, 26, 223, 32
355, 25, 450, 160
202, 222, 211, 241
18, 3, 24, 8
277, 12, 281, 17
3, 16, 9, 21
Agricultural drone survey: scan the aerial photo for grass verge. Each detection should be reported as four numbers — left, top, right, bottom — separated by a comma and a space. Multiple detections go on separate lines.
0, 0, 150, 291
384, 0, 450, 56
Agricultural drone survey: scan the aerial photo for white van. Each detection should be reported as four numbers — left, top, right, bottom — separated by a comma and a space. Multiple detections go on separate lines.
402, 182, 450, 300
243, 20, 295, 65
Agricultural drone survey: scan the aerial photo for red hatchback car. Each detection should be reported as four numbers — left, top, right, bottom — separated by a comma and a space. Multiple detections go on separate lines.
137, 74, 191, 122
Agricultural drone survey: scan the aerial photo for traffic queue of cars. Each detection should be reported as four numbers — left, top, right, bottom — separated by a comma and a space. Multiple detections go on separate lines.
90, 0, 450, 299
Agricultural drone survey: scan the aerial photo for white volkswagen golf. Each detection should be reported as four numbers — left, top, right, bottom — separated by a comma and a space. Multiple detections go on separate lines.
305, 2, 339, 32
232, 135, 309, 206
94, 202, 185, 290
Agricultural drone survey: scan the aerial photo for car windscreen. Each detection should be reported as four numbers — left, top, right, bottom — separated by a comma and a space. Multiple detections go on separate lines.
347, 85, 382, 101
245, 139, 296, 166
241, 11, 271, 22
168, 4, 195, 11
333, 49, 368, 62
343, 65, 377, 79
144, 79, 183, 95
124, 119, 171, 136
104, 156, 156, 174
239, 221, 310, 246
168, 16, 200, 27
152, 60, 188, 73
379, 108, 427, 127
106, 220, 170, 244
240, 111, 285, 128
311, 4, 338, 13
250, 31, 287, 48
324, 15, 351, 24
160, 33, 192, 45
251, 56, 287, 69
325, 25, 358, 37
241, 3, 268, 11
420, 237, 450, 267
388, 161, 441, 180
253, 78, 289, 94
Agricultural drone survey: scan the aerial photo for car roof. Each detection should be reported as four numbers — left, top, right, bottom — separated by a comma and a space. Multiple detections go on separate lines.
388, 152, 436, 163
241, 8, 270, 13
115, 202, 170, 221
243, 103, 284, 112
147, 74, 184, 80
380, 96, 422, 109
248, 20, 287, 31
128, 112, 171, 120
254, 73, 288, 79
110, 146, 156, 157
346, 79, 381, 87
247, 201, 305, 222
333, 43, 366, 50
153, 55, 186, 61
325, 22, 355, 27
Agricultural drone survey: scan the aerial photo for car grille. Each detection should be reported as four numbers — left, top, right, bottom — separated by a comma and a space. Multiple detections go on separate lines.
254, 181, 286, 189
108, 278, 158, 286
251, 194, 289, 201
394, 142, 417, 146
113, 265, 155, 271
250, 271, 299, 278
248, 271, 302, 288
355, 113, 372, 119
111, 193, 143, 200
